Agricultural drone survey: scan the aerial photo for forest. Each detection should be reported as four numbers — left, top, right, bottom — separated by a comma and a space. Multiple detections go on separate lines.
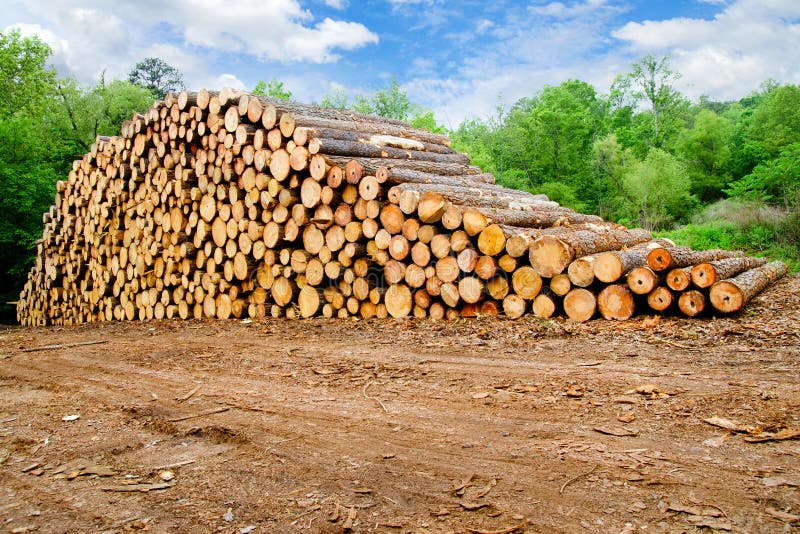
1, 29, 798, 320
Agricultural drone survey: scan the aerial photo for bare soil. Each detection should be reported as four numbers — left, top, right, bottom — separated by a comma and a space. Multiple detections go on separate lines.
1, 277, 800, 533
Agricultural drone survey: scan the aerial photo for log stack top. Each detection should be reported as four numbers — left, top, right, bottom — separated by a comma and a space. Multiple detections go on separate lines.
16, 88, 787, 326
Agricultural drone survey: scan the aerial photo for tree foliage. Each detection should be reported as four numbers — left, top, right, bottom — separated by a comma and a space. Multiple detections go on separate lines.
127, 57, 184, 99
253, 79, 292, 100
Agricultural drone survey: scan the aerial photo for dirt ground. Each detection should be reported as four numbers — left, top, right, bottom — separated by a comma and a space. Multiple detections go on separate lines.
1, 277, 799, 533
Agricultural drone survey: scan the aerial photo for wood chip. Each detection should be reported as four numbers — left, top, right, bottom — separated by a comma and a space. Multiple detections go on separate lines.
175, 384, 201, 402
466, 523, 528, 534
745, 428, 800, 442
22, 340, 108, 353
166, 406, 229, 422
459, 502, 490, 511
101, 482, 172, 492
668, 503, 723, 517
686, 516, 733, 530
703, 416, 757, 433
593, 425, 638, 437
342, 506, 357, 531
765, 507, 800, 523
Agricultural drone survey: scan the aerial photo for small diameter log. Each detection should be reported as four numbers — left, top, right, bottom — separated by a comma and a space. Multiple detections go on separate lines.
532, 292, 557, 319
678, 290, 705, 317
709, 260, 787, 314
597, 284, 635, 321
665, 267, 692, 291
563, 288, 596, 322
690, 256, 768, 289
647, 246, 743, 272
549, 273, 571, 297
502, 294, 526, 319
647, 286, 673, 312
567, 254, 596, 287
529, 227, 652, 278
626, 266, 658, 295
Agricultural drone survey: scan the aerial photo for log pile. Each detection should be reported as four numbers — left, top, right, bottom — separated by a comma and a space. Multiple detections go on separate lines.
16, 89, 788, 326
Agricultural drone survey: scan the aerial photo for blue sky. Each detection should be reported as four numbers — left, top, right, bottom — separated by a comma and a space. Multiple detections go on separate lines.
3, 0, 799, 125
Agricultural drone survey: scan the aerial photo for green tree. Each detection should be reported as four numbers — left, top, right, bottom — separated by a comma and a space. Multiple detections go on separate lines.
0, 30, 67, 318
746, 84, 800, 157
128, 57, 184, 99
502, 80, 606, 202
611, 54, 688, 149
726, 143, 800, 210
622, 148, 696, 230
0, 29, 56, 118
55, 76, 154, 152
253, 78, 292, 100
676, 109, 733, 201
591, 133, 630, 220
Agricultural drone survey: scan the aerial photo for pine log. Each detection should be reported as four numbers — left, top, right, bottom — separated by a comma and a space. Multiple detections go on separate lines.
709, 260, 787, 313
592, 239, 674, 283
529, 227, 652, 277
309, 137, 469, 164
678, 290, 705, 317
532, 291, 557, 319
597, 284, 635, 321
321, 155, 480, 178
563, 288, 596, 322
480, 206, 602, 228
665, 267, 692, 292
690, 256, 768, 289
627, 266, 659, 295
647, 286, 673, 312
647, 246, 743, 272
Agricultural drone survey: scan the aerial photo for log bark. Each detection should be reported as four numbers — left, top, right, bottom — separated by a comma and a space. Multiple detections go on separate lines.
647, 247, 743, 272
529, 227, 652, 278
690, 256, 768, 289
709, 261, 787, 313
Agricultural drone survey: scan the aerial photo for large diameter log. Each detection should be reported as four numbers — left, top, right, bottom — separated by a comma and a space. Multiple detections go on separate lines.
647, 246, 744, 272
563, 288, 596, 322
709, 261, 787, 313
529, 227, 652, 278
597, 284, 635, 321
690, 256, 768, 289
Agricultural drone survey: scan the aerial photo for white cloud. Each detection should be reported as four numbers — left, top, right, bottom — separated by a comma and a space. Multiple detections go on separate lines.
0, 0, 378, 90
612, 0, 800, 101
321, 0, 348, 8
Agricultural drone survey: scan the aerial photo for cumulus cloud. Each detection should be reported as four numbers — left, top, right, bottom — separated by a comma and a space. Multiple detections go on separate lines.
612, 0, 800, 100
0, 0, 378, 89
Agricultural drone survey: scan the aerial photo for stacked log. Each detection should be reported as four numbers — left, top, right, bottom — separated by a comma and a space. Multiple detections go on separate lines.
16, 89, 788, 326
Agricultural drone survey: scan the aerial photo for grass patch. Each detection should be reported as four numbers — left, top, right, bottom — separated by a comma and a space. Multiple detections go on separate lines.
657, 220, 800, 272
